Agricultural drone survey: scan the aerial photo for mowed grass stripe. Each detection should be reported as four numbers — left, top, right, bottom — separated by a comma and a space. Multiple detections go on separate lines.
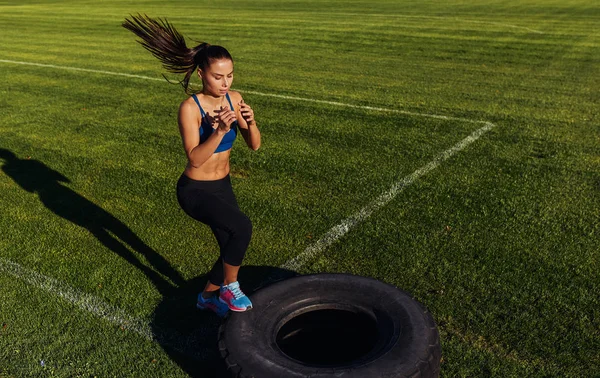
0, 12, 553, 35
0, 63, 486, 289
2, 62, 498, 279
0, 258, 154, 340
0, 19, 587, 49
0, 58, 494, 126
311, 126, 599, 377
0, 257, 222, 362
1, 9, 593, 72
0, 59, 492, 372
1, 42, 594, 122
0, 15, 592, 85
2, 7, 593, 44
0, 273, 194, 377
1, 0, 598, 376
1, 6, 596, 32
281, 121, 495, 271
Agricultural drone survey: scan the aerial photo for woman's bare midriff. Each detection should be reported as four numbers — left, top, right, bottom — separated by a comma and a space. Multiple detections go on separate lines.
184, 150, 231, 181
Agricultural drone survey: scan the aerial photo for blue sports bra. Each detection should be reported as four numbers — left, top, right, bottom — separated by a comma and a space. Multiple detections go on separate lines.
191, 93, 237, 153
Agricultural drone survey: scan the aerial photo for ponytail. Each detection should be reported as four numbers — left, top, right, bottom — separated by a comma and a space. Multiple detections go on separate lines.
123, 14, 231, 94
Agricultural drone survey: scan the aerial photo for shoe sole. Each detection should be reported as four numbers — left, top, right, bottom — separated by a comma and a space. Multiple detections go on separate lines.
219, 298, 253, 312
197, 302, 229, 317
196, 302, 219, 311
228, 305, 253, 312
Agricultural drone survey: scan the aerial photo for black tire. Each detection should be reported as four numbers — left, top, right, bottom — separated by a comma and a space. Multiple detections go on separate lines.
218, 273, 441, 378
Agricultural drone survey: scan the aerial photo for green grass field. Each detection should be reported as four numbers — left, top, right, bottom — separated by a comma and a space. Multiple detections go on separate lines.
1, 0, 599, 376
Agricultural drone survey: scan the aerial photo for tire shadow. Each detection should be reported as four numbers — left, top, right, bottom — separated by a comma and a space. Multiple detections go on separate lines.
151, 266, 299, 378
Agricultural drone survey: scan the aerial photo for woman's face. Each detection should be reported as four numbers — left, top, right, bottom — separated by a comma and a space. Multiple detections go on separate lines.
199, 58, 234, 97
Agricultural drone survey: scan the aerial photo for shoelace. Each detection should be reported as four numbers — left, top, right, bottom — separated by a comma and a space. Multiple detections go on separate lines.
229, 284, 245, 300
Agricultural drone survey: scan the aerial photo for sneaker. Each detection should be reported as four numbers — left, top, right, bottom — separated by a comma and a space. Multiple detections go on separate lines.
196, 293, 229, 317
219, 281, 253, 312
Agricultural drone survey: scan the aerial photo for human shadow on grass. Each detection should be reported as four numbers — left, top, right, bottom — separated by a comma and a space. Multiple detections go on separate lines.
0, 148, 185, 293
0, 148, 298, 377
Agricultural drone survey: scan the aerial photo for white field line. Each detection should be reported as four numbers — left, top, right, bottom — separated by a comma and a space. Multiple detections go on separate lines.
331, 13, 545, 34
462, 19, 545, 34
1, 57, 496, 346
240, 89, 485, 124
0, 258, 153, 339
281, 121, 496, 272
0, 258, 212, 360
0, 59, 165, 82
2, 58, 481, 124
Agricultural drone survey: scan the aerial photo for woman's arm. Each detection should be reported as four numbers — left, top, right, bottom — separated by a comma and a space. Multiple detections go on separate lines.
231, 92, 261, 151
178, 100, 232, 168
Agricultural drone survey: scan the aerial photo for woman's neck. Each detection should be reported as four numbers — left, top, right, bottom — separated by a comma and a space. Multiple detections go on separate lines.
199, 91, 226, 109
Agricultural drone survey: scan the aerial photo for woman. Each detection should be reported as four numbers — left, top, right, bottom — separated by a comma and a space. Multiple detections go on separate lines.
123, 15, 260, 316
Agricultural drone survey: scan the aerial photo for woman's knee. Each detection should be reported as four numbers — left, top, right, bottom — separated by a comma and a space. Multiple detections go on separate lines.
237, 214, 252, 243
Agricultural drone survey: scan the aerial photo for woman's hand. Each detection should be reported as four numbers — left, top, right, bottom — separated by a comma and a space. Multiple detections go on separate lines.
215, 106, 237, 134
239, 100, 255, 125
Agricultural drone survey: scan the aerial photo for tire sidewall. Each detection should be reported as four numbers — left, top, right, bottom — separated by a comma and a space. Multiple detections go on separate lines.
221, 273, 440, 378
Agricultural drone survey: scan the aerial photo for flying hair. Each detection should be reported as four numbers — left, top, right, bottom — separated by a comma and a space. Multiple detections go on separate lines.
122, 14, 232, 94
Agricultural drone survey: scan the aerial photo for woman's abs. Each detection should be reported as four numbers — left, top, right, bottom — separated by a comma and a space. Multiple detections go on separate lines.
184, 150, 231, 181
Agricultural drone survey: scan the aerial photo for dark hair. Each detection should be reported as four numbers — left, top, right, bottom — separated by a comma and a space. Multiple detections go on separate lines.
122, 14, 233, 94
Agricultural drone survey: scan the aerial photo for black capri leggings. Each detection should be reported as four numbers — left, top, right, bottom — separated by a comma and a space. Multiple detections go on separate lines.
176, 174, 252, 286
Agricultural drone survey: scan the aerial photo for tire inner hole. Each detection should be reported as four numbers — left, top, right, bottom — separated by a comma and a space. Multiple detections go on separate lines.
276, 308, 379, 367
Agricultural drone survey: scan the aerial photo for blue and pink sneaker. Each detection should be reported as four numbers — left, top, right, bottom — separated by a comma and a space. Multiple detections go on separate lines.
219, 281, 253, 312
196, 293, 229, 317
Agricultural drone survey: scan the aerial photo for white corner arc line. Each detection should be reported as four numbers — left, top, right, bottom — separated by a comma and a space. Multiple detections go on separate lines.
281, 121, 496, 272
1, 59, 482, 123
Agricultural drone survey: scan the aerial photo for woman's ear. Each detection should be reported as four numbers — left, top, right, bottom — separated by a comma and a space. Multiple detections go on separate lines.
197, 68, 203, 80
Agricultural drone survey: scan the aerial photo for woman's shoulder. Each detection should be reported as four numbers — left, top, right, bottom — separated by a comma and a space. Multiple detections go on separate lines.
179, 94, 201, 116
180, 93, 200, 107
